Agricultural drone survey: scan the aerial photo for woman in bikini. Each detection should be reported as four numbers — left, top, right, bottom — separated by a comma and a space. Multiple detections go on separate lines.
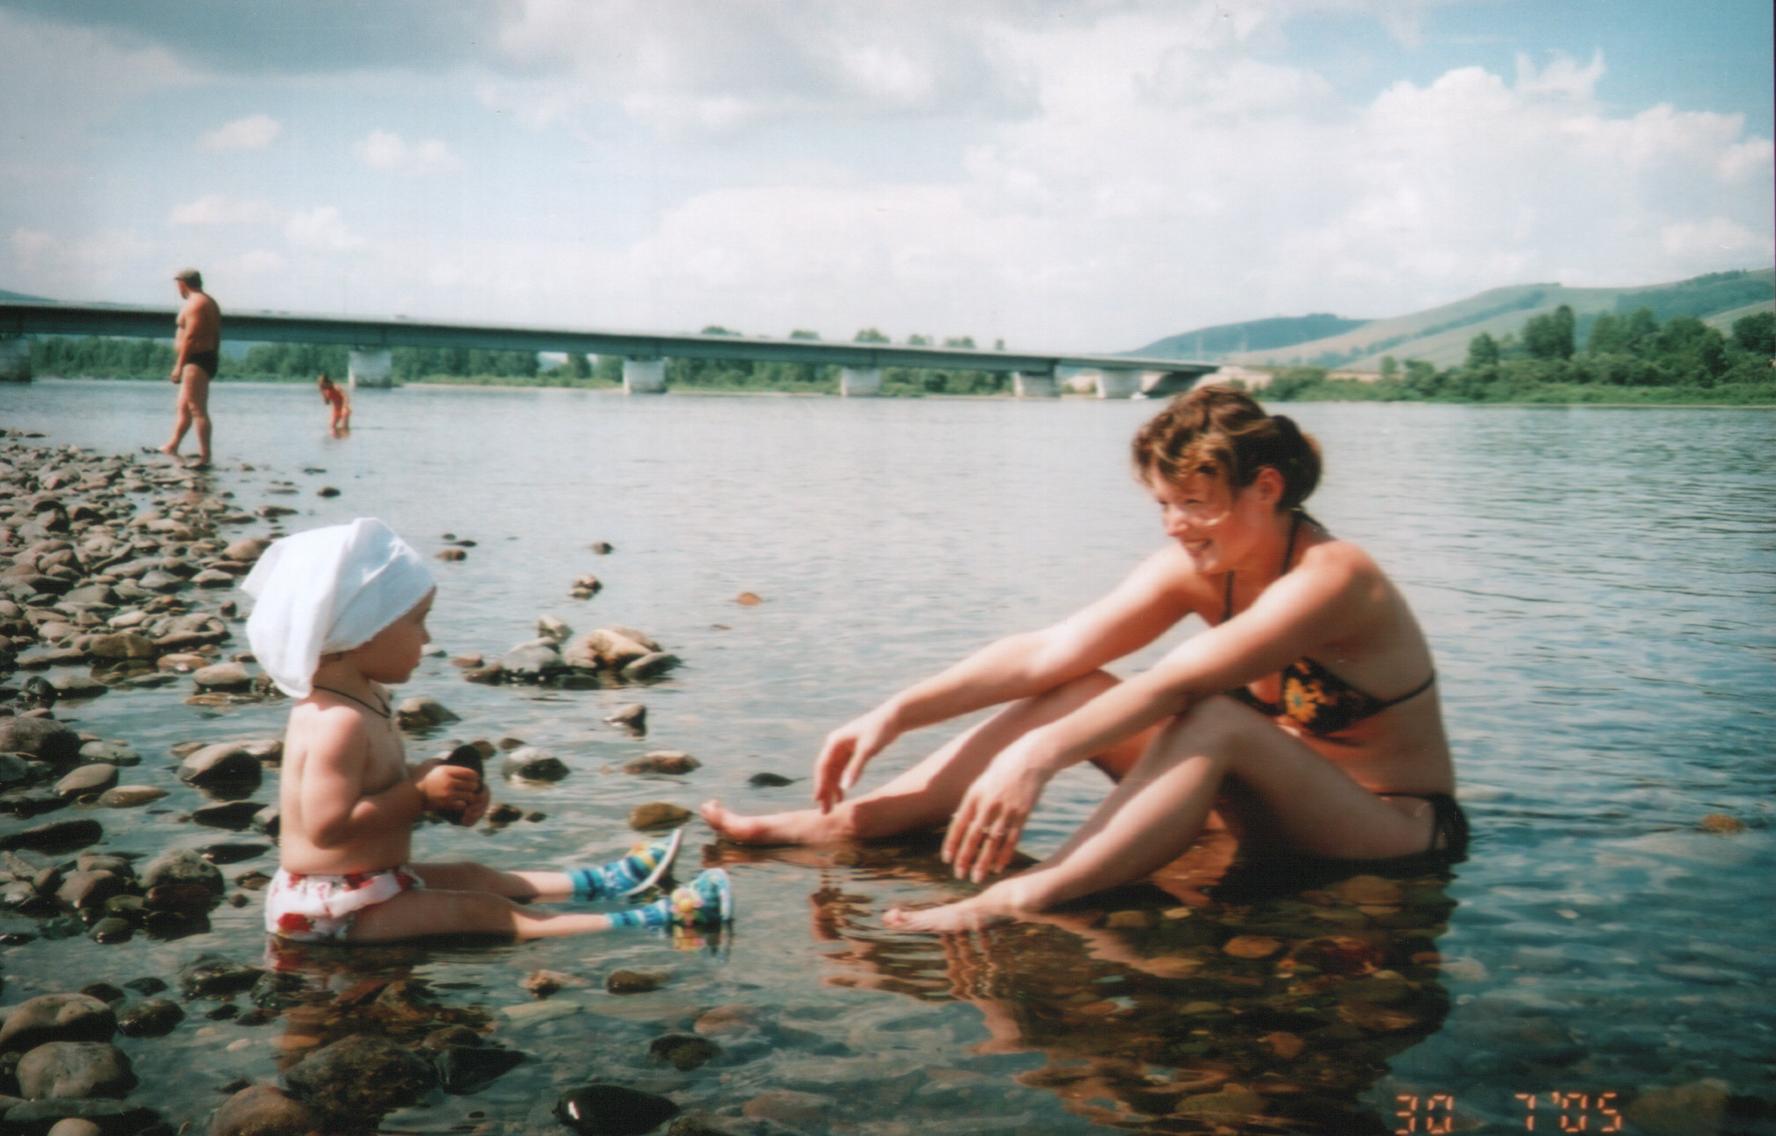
702, 384, 1464, 932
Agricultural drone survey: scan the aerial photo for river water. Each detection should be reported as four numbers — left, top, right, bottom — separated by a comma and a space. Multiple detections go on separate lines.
2, 379, 1773, 1134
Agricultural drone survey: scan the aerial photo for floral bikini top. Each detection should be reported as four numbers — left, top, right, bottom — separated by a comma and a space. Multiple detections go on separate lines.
1222, 512, 1435, 736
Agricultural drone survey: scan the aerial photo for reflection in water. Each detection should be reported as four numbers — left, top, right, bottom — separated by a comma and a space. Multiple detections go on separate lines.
754, 840, 1460, 1134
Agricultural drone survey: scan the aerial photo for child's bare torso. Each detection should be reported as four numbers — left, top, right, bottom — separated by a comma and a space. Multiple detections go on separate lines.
278, 693, 415, 875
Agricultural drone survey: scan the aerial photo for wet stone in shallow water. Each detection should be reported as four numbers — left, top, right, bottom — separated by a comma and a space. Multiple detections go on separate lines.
555, 1084, 679, 1136
629, 802, 691, 831
649, 1034, 720, 1071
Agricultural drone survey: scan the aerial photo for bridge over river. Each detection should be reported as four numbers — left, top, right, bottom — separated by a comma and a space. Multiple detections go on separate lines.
0, 300, 1216, 398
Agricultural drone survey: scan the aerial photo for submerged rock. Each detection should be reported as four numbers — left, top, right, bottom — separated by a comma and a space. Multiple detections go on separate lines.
648, 1034, 720, 1071
284, 1034, 437, 1123
208, 1082, 321, 1136
0, 820, 103, 855
434, 1045, 524, 1095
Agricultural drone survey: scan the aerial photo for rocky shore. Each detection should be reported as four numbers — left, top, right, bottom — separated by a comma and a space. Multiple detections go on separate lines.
0, 433, 752, 1135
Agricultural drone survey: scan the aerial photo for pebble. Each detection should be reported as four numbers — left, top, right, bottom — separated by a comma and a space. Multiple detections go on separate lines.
623, 752, 701, 775
605, 969, 666, 995
629, 802, 692, 831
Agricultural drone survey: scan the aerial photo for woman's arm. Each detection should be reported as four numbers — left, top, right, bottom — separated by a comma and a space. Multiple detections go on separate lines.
943, 546, 1376, 879
815, 545, 1200, 808
1034, 545, 1373, 774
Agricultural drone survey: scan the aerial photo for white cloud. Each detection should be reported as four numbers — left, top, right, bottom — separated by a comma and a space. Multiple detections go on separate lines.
284, 207, 366, 252
482, 0, 1032, 135
199, 114, 282, 151
236, 249, 288, 275
356, 130, 462, 174
169, 194, 281, 226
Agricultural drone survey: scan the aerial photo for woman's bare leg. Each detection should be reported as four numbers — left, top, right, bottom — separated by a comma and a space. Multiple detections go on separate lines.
702, 671, 1155, 845
885, 696, 1438, 932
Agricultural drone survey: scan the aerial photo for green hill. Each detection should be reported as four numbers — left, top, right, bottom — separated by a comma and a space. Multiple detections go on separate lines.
1139, 268, 1774, 371
1134, 314, 1367, 360
0, 287, 51, 302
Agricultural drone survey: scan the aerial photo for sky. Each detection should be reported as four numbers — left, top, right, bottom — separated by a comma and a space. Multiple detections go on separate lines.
1, 0, 1770, 354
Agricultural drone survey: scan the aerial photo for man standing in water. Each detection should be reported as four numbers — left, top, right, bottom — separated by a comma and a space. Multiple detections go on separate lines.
162, 266, 220, 468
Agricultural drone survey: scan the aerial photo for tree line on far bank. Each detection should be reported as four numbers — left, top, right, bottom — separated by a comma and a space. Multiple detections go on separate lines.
22, 325, 1014, 397
23, 307, 1775, 403
1261, 308, 1775, 404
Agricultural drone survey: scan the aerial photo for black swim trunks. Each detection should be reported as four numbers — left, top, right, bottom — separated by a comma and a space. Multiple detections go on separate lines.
185, 349, 219, 377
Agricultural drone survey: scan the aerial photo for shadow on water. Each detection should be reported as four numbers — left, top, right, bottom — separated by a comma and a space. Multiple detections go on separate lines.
725, 837, 1463, 1135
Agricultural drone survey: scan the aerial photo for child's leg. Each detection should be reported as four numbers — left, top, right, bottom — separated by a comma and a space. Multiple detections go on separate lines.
414, 829, 686, 904
347, 869, 733, 942
347, 888, 616, 941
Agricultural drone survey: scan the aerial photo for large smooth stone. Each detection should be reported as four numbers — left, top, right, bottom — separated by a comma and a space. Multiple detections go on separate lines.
500, 747, 569, 782
0, 994, 116, 1054
54, 766, 118, 799
0, 819, 102, 854
207, 1082, 320, 1136
177, 744, 262, 790
628, 803, 691, 831
619, 652, 680, 682
555, 1084, 680, 1136
0, 718, 80, 764
16, 1042, 135, 1100
140, 849, 224, 896
82, 633, 156, 662
192, 663, 253, 692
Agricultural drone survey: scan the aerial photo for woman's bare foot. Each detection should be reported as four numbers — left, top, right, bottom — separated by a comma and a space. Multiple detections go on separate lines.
883, 894, 1017, 933
158, 444, 179, 457
698, 799, 852, 845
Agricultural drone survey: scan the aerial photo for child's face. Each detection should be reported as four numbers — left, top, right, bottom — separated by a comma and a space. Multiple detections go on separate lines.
348, 589, 434, 684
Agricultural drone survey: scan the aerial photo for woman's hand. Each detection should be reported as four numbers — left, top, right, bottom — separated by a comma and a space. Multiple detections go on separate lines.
812, 703, 901, 812
944, 737, 1059, 884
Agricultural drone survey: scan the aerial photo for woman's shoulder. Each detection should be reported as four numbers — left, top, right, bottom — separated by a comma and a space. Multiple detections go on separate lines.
1295, 532, 1394, 607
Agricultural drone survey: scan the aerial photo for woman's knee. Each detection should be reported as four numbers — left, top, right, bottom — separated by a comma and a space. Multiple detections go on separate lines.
1158, 694, 1261, 753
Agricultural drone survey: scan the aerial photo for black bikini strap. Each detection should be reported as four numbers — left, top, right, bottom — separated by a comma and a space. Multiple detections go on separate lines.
1223, 510, 1307, 623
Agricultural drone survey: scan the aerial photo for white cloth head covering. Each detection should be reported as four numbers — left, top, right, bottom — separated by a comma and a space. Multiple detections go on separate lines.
241, 518, 435, 698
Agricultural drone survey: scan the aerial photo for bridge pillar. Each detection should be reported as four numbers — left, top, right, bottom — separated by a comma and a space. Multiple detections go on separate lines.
1094, 370, 1142, 399
624, 357, 666, 394
1013, 371, 1057, 398
349, 348, 393, 389
0, 337, 30, 383
839, 366, 881, 397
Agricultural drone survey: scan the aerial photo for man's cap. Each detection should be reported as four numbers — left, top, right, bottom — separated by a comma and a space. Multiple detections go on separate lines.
173, 267, 203, 287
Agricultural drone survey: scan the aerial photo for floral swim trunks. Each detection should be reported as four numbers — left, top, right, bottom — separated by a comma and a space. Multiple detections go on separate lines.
264, 865, 422, 942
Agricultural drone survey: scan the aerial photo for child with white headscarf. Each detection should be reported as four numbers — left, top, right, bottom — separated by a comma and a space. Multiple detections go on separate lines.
243, 518, 732, 942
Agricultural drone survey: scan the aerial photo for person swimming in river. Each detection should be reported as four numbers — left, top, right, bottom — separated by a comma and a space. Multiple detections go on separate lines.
243, 517, 733, 943
702, 384, 1464, 932
317, 372, 351, 436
